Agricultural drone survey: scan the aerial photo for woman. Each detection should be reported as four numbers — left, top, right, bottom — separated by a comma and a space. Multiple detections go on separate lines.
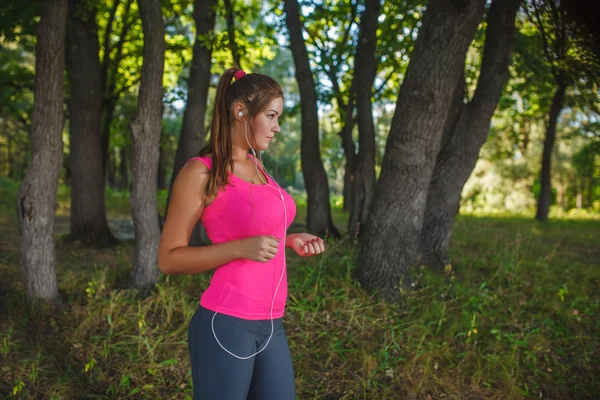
158, 66, 326, 400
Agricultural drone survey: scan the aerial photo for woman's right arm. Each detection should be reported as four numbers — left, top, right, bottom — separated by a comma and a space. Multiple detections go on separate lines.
157, 159, 280, 275
158, 160, 239, 275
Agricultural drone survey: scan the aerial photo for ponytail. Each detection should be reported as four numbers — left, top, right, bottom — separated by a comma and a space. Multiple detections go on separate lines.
198, 66, 242, 202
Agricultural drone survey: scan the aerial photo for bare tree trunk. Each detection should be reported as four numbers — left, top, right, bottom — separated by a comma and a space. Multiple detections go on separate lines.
129, 0, 165, 289
536, 79, 566, 221
420, 0, 521, 269
284, 0, 340, 237
67, 0, 117, 247
17, 0, 68, 302
348, 0, 381, 239
575, 178, 583, 209
108, 148, 117, 189
585, 176, 593, 208
358, 0, 485, 300
168, 0, 215, 194
223, 0, 241, 66
101, 0, 134, 179
157, 142, 167, 190
114, 146, 129, 190
165, 0, 216, 246
339, 98, 356, 212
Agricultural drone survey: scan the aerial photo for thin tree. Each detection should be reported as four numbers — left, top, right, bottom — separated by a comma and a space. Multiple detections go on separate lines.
165, 0, 216, 245
525, 0, 569, 222
347, 0, 381, 239
101, 0, 136, 179
17, 0, 68, 302
283, 0, 340, 237
67, 0, 117, 246
358, 0, 486, 300
420, 0, 522, 269
223, 0, 241, 66
129, 0, 165, 288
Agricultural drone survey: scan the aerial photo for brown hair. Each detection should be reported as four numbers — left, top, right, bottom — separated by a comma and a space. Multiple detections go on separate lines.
198, 66, 283, 201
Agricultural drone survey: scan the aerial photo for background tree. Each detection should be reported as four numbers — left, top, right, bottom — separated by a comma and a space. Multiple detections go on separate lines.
420, 0, 522, 269
524, 0, 570, 222
359, 0, 486, 300
16, 0, 68, 302
347, 0, 381, 238
165, 0, 216, 246
66, 0, 117, 246
129, 0, 165, 289
284, 0, 340, 237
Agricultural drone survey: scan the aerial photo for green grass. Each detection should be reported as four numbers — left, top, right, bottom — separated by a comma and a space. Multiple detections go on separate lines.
1, 179, 599, 399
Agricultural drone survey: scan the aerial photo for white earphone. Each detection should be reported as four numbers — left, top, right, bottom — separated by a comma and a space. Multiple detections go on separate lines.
210, 108, 287, 360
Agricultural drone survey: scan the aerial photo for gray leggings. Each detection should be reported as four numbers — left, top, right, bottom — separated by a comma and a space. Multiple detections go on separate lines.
188, 306, 296, 400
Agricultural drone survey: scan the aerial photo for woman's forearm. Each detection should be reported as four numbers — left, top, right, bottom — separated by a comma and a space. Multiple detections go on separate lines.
158, 240, 243, 275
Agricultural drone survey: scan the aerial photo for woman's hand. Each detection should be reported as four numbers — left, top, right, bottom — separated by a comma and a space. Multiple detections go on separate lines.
237, 235, 281, 262
287, 233, 325, 257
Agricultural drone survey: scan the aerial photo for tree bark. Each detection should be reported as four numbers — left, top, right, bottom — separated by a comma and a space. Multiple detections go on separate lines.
420, 0, 521, 269
358, 0, 485, 300
166, 0, 215, 206
67, 0, 117, 247
165, 0, 216, 246
118, 146, 129, 190
157, 142, 167, 190
347, 0, 381, 239
17, 0, 68, 302
129, 0, 165, 289
223, 0, 241, 66
284, 0, 340, 237
101, 0, 134, 179
340, 98, 356, 213
536, 78, 566, 221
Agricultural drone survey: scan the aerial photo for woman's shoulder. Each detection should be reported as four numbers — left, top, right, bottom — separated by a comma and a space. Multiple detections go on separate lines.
179, 156, 213, 186
184, 154, 213, 171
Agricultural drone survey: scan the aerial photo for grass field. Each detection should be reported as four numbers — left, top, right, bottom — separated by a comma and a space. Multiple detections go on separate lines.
1, 178, 599, 399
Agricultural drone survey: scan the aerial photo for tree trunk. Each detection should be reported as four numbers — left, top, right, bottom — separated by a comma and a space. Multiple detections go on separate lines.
165, 0, 216, 246
329, 70, 356, 213
157, 142, 167, 190
284, 0, 340, 238
348, 0, 381, 239
536, 79, 566, 222
129, 0, 165, 289
223, 0, 241, 66
340, 110, 356, 213
17, 0, 68, 303
101, 0, 134, 179
120, 146, 129, 190
108, 148, 117, 189
358, 0, 485, 300
575, 178, 582, 209
67, 0, 117, 247
585, 176, 593, 208
168, 0, 215, 192
420, 0, 521, 269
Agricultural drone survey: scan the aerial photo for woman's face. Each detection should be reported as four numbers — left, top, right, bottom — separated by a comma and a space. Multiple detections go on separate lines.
250, 97, 283, 151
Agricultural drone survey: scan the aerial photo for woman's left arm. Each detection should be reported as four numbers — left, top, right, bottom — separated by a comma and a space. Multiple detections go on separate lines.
286, 233, 325, 256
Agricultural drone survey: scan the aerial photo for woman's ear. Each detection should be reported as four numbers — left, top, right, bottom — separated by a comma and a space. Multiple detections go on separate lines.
234, 103, 246, 121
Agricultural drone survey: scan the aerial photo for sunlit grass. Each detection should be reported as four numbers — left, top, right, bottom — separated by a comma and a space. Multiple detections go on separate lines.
1, 179, 599, 399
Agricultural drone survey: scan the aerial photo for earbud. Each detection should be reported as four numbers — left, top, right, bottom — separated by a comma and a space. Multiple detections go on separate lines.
238, 111, 244, 117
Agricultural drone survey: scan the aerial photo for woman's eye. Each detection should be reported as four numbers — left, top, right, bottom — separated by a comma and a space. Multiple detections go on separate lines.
267, 114, 275, 119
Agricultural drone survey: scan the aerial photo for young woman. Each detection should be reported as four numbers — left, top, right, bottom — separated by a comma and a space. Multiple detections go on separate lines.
158, 66, 325, 399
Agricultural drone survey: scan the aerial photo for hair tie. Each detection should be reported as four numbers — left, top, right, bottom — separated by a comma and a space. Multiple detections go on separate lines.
233, 70, 247, 81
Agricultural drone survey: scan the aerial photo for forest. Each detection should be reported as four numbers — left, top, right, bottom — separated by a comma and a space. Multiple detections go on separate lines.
0, 0, 598, 398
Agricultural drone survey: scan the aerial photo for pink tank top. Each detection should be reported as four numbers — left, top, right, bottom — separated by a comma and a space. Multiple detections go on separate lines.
187, 155, 297, 320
